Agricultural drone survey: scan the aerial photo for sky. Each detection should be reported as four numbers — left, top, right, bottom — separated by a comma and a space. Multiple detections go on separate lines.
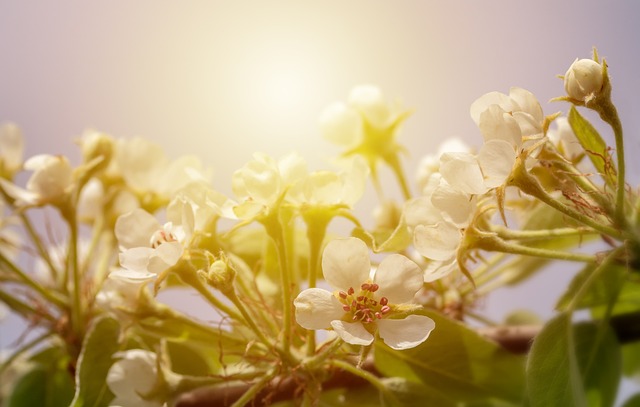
1, 0, 640, 400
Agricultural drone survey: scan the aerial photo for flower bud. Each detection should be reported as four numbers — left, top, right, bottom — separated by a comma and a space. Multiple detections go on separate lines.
564, 58, 604, 102
206, 258, 236, 292
79, 130, 114, 171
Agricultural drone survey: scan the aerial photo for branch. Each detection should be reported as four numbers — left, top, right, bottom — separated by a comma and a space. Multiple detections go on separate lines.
174, 311, 640, 406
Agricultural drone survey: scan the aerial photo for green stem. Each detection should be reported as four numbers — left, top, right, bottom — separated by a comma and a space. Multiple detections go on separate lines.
597, 100, 626, 223
330, 359, 399, 404
303, 211, 330, 356
226, 291, 277, 354
552, 158, 614, 214
477, 235, 596, 263
230, 368, 278, 407
510, 164, 628, 240
0, 332, 54, 375
183, 271, 243, 322
0, 251, 66, 308
385, 153, 412, 200
20, 212, 60, 284
0, 288, 56, 322
491, 225, 596, 241
305, 338, 344, 370
67, 210, 84, 338
263, 214, 294, 353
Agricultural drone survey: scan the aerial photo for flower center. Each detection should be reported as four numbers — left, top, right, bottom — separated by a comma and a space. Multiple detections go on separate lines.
338, 282, 390, 324
149, 228, 177, 248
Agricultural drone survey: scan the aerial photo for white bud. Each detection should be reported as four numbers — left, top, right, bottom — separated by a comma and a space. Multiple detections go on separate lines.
564, 58, 604, 102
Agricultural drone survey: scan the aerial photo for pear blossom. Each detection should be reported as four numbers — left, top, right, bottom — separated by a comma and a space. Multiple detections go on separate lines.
441, 88, 544, 195
564, 58, 604, 103
319, 85, 411, 188
0, 123, 24, 178
415, 137, 471, 194
107, 350, 165, 407
287, 157, 367, 209
294, 237, 435, 350
113, 208, 185, 283
231, 152, 307, 220
547, 117, 583, 161
0, 154, 73, 207
108, 137, 211, 208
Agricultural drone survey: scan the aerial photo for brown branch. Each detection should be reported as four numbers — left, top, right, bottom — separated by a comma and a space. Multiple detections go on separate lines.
174, 311, 640, 407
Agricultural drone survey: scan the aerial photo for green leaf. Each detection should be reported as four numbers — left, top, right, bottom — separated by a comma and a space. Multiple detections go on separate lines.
526, 314, 621, 407
374, 310, 526, 404
621, 393, 640, 407
622, 341, 640, 379
70, 316, 121, 407
6, 346, 75, 407
567, 106, 616, 187
556, 262, 640, 315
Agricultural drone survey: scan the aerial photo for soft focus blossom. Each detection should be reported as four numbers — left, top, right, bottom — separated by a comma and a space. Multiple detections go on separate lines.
0, 123, 24, 178
547, 117, 583, 161
294, 237, 435, 350
107, 349, 165, 407
564, 58, 604, 103
0, 154, 73, 207
232, 152, 307, 220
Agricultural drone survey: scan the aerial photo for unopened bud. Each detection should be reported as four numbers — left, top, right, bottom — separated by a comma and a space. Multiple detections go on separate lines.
206, 258, 236, 292
79, 130, 114, 171
564, 58, 604, 103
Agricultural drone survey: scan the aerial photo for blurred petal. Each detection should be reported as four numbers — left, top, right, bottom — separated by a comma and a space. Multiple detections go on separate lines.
478, 140, 516, 188
414, 221, 460, 261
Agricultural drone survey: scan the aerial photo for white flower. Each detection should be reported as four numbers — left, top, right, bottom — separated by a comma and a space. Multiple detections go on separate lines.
113, 209, 184, 283
564, 58, 604, 103
547, 117, 583, 160
415, 137, 471, 194
288, 157, 367, 209
0, 154, 73, 207
107, 350, 164, 407
294, 237, 435, 350
0, 123, 24, 178
232, 152, 307, 220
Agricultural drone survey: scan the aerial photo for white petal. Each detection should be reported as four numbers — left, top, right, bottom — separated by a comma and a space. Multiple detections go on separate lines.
0, 123, 24, 172
509, 87, 543, 124
154, 241, 182, 266
119, 247, 154, 271
348, 85, 390, 128
330, 320, 374, 346
512, 112, 541, 139
469, 91, 513, 125
319, 101, 362, 148
479, 105, 521, 148
374, 255, 423, 304
423, 257, 458, 283
377, 315, 435, 350
109, 268, 155, 283
322, 238, 371, 291
403, 197, 440, 229
439, 152, 487, 195
478, 140, 516, 188
115, 209, 161, 250
294, 288, 345, 330
430, 182, 474, 227
414, 221, 460, 261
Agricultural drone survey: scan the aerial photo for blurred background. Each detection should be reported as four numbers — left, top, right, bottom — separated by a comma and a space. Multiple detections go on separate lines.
1, 0, 639, 401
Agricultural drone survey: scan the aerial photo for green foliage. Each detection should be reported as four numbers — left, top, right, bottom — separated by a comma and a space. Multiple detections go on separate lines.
567, 106, 616, 187
526, 313, 621, 407
70, 316, 121, 407
6, 346, 75, 407
374, 310, 525, 405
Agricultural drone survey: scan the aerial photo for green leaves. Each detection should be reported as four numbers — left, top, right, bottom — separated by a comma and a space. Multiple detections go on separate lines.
374, 310, 526, 405
525, 314, 621, 407
567, 106, 616, 186
70, 316, 121, 407
5, 346, 75, 407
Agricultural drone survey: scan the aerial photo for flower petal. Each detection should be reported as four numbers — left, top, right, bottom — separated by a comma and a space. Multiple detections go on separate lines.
322, 238, 371, 291
439, 152, 487, 195
294, 288, 345, 330
479, 105, 521, 148
478, 140, 516, 188
414, 221, 460, 262
330, 320, 374, 346
374, 254, 423, 304
319, 101, 362, 148
115, 209, 161, 250
377, 315, 435, 350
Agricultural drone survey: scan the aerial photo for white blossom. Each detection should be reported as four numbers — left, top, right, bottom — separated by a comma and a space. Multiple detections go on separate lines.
294, 238, 435, 350
107, 350, 165, 407
564, 58, 604, 103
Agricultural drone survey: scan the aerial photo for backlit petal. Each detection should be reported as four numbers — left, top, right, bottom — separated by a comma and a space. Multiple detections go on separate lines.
294, 288, 345, 330
330, 320, 374, 346
377, 315, 435, 350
